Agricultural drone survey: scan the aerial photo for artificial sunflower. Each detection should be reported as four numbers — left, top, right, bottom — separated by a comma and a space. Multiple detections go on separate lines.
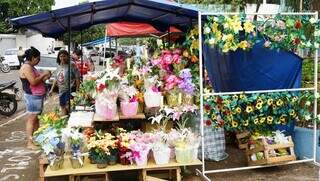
292, 96, 298, 103
239, 94, 246, 99
280, 115, 286, 124
232, 120, 239, 128
211, 113, 217, 120
289, 110, 296, 116
259, 117, 266, 124
272, 105, 277, 109
232, 95, 238, 99
243, 120, 249, 126
276, 99, 284, 106
243, 21, 255, 33
235, 107, 242, 114
253, 118, 259, 124
246, 106, 253, 113
267, 99, 273, 106
257, 98, 263, 104
267, 116, 273, 124
256, 103, 263, 110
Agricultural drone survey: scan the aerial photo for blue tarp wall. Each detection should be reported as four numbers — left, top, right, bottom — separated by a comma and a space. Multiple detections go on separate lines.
203, 40, 303, 135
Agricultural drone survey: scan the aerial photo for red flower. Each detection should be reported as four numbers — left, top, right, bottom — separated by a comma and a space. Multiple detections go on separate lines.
204, 104, 211, 111
205, 120, 212, 126
217, 97, 223, 104
294, 20, 302, 29
96, 83, 106, 92
293, 38, 301, 45
218, 120, 224, 127
225, 110, 231, 115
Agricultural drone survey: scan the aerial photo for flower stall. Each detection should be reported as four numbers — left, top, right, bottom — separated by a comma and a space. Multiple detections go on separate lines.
196, 11, 320, 180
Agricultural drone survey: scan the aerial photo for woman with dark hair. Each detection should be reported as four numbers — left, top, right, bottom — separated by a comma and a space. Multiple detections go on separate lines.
49, 50, 80, 115
19, 47, 51, 149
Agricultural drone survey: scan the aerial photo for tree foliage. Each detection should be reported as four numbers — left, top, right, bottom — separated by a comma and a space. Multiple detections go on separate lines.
0, 0, 55, 33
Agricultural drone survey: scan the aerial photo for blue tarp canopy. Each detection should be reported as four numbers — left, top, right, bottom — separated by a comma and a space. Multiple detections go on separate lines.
82, 37, 110, 46
10, 0, 199, 38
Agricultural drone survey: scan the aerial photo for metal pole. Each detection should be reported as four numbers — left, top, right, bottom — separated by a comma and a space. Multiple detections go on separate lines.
198, 11, 205, 175
115, 37, 118, 55
109, 37, 112, 69
80, 30, 83, 80
313, 11, 319, 163
68, 16, 71, 112
103, 36, 107, 67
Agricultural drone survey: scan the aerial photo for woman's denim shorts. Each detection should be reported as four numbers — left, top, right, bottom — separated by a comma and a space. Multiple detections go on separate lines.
24, 94, 44, 114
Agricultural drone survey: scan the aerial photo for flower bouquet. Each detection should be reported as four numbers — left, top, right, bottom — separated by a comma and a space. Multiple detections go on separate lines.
164, 74, 182, 107
178, 69, 196, 105
129, 131, 155, 166
87, 132, 116, 168
117, 132, 134, 165
119, 81, 139, 117
152, 131, 170, 165
143, 76, 163, 108
94, 68, 120, 120
62, 128, 85, 169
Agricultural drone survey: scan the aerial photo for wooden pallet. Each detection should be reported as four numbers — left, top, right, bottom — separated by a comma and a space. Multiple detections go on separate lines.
236, 131, 250, 150
246, 136, 296, 166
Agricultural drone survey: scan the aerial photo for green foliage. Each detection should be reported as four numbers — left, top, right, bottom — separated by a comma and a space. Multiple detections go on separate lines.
0, 0, 54, 33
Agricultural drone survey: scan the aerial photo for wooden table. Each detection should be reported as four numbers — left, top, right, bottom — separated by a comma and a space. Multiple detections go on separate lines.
44, 157, 201, 181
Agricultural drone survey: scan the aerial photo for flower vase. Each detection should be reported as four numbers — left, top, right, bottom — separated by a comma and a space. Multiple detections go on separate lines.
182, 94, 194, 105
107, 153, 118, 165
135, 150, 149, 166
95, 98, 117, 120
166, 92, 182, 107
144, 91, 162, 108
49, 157, 64, 171
70, 156, 84, 169
175, 146, 194, 163
153, 146, 171, 165
120, 101, 138, 117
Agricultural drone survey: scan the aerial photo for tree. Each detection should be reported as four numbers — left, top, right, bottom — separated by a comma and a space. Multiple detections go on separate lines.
0, 0, 55, 33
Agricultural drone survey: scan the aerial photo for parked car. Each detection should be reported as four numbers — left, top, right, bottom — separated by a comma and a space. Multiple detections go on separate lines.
2, 48, 20, 68
35, 54, 58, 89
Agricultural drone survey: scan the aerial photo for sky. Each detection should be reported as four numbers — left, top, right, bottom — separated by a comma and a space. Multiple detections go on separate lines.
53, 0, 99, 10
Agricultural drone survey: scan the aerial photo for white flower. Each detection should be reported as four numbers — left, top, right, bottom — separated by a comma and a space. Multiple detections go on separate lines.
309, 18, 317, 24
204, 26, 211, 34
213, 17, 219, 22
316, 92, 320, 99
208, 38, 215, 45
314, 30, 320, 37
306, 101, 311, 106
149, 114, 163, 124
306, 41, 312, 47
305, 114, 311, 121
314, 42, 319, 49
317, 114, 320, 120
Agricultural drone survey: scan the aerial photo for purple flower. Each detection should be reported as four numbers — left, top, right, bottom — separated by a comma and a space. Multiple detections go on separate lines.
180, 69, 192, 79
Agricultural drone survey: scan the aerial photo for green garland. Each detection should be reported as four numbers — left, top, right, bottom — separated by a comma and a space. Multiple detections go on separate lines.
204, 14, 320, 53
204, 91, 315, 134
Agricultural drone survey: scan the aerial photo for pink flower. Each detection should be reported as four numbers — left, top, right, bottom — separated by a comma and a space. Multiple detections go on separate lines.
129, 96, 138, 103
151, 86, 160, 93
172, 54, 181, 64
276, 20, 286, 30
162, 50, 171, 55
172, 49, 182, 55
165, 83, 175, 91
163, 54, 173, 65
173, 112, 182, 120
151, 58, 162, 66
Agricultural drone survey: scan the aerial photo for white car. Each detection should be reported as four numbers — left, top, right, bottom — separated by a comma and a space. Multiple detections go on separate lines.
35, 55, 58, 86
3, 48, 20, 68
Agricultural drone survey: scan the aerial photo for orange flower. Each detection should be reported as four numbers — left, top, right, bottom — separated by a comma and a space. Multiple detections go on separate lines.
134, 79, 143, 87
191, 55, 198, 63
136, 92, 144, 103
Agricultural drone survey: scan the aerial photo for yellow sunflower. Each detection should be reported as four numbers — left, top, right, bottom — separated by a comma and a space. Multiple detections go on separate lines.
239, 94, 246, 99
267, 116, 273, 124
257, 98, 263, 104
256, 103, 263, 110
280, 115, 286, 124
276, 99, 284, 106
289, 110, 296, 116
211, 113, 217, 120
253, 118, 259, 124
235, 107, 242, 114
272, 105, 277, 109
259, 117, 266, 124
232, 95, 238, 99
243, 120, 249, 126
292, 96, 298, 103
232, 120, 239, 128
246, 106, 253, 113
275, 118, 281, 124
267, 99, 273, 106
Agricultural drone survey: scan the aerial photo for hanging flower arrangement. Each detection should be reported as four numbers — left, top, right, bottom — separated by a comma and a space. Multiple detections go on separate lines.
204, 91, 315, 134
204, 14, 320, 53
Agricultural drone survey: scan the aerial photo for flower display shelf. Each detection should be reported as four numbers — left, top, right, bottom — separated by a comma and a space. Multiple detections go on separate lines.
119, 112, 146, 120
44, 156, 202, 181
236, 131, 250, 150
246, 136, 296, 166
93, 112, 146, 122
93, 112, 120, 122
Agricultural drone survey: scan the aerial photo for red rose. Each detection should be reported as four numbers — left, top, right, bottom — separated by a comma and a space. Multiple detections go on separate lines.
217, 97, 223, 104
96, 83, 106, 92
205, 120, 212, 126
204, 104, 211, 111
294, 20, 302, 29
293, 38, 301, 45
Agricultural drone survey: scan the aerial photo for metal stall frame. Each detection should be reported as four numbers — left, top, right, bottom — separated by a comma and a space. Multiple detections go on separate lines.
196, 11, 319, 181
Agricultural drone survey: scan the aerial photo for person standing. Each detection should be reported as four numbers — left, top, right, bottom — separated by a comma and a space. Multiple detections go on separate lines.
19, 47, 51, 149
17, 46, 25, 68
49, 50, 80, 115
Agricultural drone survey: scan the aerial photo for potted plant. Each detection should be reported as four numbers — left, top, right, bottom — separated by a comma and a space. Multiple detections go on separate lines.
117, 132, 134, 165
152, 131, 171, 165
119, 83, 139, 117
62, 128, 85, 169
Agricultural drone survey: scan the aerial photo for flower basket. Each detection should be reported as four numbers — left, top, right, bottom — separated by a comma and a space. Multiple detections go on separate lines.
120, 101, 138, 117
107, 153, 118, 165
152, 146, 170, 165
166, 92, 182, 107
95, 99, 117, 120
175, 147, 194, 163
70, 156, 84, 169
49, 157, 64, 171
144, 91, 162, 108
96, 159, 108, 169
